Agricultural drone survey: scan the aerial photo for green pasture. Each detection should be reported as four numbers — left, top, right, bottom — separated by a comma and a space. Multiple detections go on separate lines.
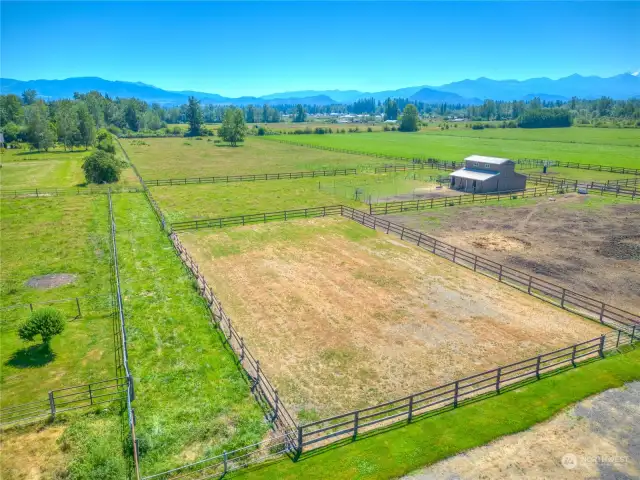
234, 348, 640, 480
120, 136, 392, 179
150, 172, 441, 222
0, 145, 138, 189
111, 193, 269, 476
0, 196, 115, 406
265, 128, 640, 169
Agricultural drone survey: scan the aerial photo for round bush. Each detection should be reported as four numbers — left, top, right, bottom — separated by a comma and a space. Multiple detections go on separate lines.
18, 307, 65, 344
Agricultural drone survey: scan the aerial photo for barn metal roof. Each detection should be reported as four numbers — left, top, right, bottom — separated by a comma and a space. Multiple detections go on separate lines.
449, 168, 500, 181
464, 155, 513, 165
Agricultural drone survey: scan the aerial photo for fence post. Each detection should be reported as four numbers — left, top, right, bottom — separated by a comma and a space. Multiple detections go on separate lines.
408, 394, 414, 423
498, 265, 503, 282
240, 337, 245, 362
632, 326, 637, 344
527, 276, 533, 294
353, 411, 359, 439
560, 289, 566, 308
29, 303, 33, 312
253, 360, 261, 392
496, 368, 502, 393
223, 450, 228, 474
273, 390, 279, 422
453, 381, 459, 408
599, 335, 606, 358
473, 255, 478, 271
616, 330, 622, 348
452, 247, 457, 263
49, 391, 56, 419
76, 297, 82, 317
599, 303, 606, 323
571, 345, 577, 367
535, 355, 542, 379
296, 426, 303, 459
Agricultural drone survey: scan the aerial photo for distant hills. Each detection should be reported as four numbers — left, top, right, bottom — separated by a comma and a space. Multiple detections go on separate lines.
2, 73, 639, 106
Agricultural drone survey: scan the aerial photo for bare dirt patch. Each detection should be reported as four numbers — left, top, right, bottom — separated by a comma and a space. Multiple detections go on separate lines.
0, 424, 68, 479
405, 381, 640, 480
25, 273, 77, 290
180, 218, 609, 419
384, 195, 640, 313
471, 233, 531, 252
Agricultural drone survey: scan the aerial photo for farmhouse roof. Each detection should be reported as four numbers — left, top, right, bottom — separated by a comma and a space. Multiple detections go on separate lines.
449, 167, 500, 181
465, 155, 513, 165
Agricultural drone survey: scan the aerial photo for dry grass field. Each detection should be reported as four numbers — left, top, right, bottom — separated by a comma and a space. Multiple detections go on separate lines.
383, 194, 640, 313
179, 217, 610, 421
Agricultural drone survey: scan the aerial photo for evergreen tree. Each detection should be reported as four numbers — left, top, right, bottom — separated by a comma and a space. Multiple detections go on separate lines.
186, 96, 203, 135
77, 103, 96, 149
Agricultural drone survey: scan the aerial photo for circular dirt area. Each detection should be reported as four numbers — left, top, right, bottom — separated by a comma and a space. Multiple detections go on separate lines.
598, 235, 640, 260
470, 233, 531, 252
26, 273, 77, 289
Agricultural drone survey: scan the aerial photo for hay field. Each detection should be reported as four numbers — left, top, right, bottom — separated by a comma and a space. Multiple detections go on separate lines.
179, 217, 610, 420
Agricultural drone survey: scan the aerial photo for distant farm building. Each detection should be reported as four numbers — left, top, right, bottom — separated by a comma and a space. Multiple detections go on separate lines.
449, 155, 527, 193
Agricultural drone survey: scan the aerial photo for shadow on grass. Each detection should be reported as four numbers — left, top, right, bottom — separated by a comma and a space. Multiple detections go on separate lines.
6, 343, 56, 368
214, 144, 243, 148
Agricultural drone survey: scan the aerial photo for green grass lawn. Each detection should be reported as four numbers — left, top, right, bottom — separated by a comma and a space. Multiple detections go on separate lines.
0, 196, 115, 406
119, 137, 395, 179
0, 145, 139, 189
265, 128, 640, 169
232, 348, 640, 480
111, 193, 270, 476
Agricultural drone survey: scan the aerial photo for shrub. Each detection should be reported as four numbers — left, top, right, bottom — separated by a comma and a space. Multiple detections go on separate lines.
471, 124, 485, 130
82, 150, 125, 184
18, 308, 65, 344
257, 126, 266, 136
367, 127, 373, 132
96, 129, 116, 154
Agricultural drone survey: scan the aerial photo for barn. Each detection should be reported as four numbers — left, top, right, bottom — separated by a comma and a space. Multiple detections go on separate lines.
449, 155, 527, 193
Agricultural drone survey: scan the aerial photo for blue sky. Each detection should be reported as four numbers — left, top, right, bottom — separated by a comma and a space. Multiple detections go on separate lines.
1, 1, 638, 96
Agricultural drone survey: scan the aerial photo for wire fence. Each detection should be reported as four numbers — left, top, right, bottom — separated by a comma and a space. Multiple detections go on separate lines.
146, 169, 357, 186
108, 189, 141, 479
0, 185, 141, 198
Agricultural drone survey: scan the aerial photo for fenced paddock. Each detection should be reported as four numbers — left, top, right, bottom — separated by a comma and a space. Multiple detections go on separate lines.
176, 217, 617, 420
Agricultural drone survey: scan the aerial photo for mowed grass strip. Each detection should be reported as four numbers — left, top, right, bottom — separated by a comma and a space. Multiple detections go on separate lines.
120, 136, 389, 179
232, 348, 640, 480
151, 173, 442, 223
265, 128, 640, 169
111, 193, 269, 476
0, 196, 115, 405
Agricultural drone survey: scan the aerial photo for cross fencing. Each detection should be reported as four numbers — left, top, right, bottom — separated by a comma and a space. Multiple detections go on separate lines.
340, 205, 640, 331
170, 205, 343, 232
0, 377, 127, 427
108, 189, 141, 479
297, 330, 637, 451
525, 174, 640, 198
169, 233, 298, 450
517, 158, 640, 175
146, 168, 357, 186
0, 185, 142, 198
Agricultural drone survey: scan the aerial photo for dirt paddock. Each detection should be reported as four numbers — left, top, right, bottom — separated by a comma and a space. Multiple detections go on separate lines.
179, 217, 610, 420
383, 194, 640, 313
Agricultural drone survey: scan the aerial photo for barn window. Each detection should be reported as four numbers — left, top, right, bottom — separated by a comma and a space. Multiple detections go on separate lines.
474, 162, 479, 167
484, 163, 490, 168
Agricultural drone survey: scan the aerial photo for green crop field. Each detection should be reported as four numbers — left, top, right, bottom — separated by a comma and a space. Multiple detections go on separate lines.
111, 193, 269, 476
150, 172, 442, 222
265, 127, 640, 169
0, 196, 114, 405
119, 136, 398, 179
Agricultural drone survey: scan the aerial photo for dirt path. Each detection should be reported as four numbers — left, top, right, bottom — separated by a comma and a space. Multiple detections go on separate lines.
405, 381, 640, 480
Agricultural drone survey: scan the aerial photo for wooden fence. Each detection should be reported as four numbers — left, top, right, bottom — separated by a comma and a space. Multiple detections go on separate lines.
375, 162, 457, 173
170, 205, 343, 232
169, 233, 298, 449
146, 169, 357, 186
297, 331, 636, 450
341, 205, 640, 330
525, 174, 639, 198
0, 377, 127, 427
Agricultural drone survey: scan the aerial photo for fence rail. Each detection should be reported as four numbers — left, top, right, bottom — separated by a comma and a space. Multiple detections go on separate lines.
0, 185, 141, 198
341, 206, 640, 330
146, 169, 357, 186
170, 205, 343, 232
525, 174, 640, 198
298, 330, 637, 450
170, 234, 298, 446
517, 158, 640, 175
0, 377, 127, 427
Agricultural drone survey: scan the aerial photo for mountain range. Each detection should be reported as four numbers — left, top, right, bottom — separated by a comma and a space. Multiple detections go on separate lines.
1, 73, 639, 106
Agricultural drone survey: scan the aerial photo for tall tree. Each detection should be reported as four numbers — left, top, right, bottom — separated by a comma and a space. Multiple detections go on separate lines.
25, 101, 56, 151
55, 100, 78, 150
77, 103, 96, 149
21, 89, 38, 105
217, 107, 247, 146
293, 104, 306, 122
186, 96, 203, 135
399, 104, 420, 132
0, 94, 24, 126
384, 99, 399, 120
